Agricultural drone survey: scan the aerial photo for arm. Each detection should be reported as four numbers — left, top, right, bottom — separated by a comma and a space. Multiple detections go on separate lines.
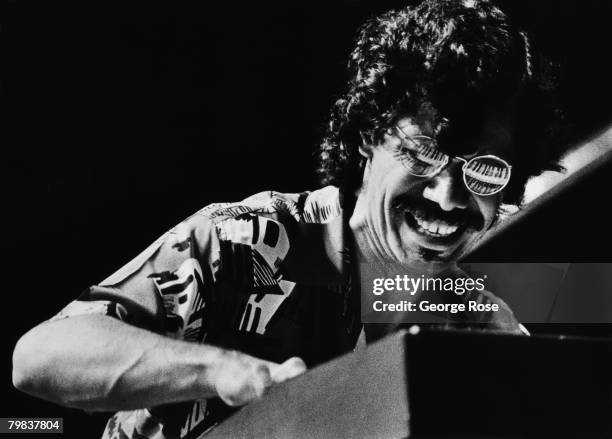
12, 211, 306, 411
12, 314, 304, 411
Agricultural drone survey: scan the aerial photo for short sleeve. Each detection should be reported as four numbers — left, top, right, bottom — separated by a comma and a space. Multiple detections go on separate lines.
49, 211, 219, 340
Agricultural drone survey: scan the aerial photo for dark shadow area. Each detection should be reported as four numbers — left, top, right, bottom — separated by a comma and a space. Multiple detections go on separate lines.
3, 1, 612, 436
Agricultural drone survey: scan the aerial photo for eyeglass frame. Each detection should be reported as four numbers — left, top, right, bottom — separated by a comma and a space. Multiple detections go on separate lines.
393, 124, 513, 196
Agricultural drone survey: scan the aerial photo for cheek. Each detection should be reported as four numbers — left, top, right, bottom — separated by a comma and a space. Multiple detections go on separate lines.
372, 156, 419, 190
475, 197, 501, 226
366, 157, 404, 193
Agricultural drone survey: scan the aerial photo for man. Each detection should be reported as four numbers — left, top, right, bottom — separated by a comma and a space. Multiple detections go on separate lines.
12, 1, 567, 437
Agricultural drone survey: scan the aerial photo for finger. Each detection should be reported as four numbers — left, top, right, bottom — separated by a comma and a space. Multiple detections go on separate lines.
270, 356, 307, 383
215, 359, 273, 407
252, 362, 273, 398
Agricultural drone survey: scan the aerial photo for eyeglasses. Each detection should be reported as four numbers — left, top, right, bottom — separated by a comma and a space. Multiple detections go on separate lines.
393, 125, 512, 196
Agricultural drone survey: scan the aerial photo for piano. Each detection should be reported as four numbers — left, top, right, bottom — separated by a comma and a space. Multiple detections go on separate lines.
202, 328, 612, 438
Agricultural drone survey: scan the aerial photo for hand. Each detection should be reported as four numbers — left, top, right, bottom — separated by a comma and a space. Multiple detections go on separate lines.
211, 351, 306, 407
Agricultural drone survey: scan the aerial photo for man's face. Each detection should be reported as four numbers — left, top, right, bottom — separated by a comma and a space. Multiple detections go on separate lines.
350, 113, 514, 271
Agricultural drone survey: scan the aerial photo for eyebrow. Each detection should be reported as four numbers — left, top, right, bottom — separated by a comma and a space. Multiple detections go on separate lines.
395, 125, 511, 162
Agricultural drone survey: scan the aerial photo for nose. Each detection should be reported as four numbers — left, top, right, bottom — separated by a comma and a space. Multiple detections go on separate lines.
422, 166, 469, 211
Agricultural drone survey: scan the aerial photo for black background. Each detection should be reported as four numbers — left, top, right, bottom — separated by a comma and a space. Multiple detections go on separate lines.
3, 1, 612, 437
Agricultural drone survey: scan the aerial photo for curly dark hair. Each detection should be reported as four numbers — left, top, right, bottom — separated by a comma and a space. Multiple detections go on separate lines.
317, 0, 567, 205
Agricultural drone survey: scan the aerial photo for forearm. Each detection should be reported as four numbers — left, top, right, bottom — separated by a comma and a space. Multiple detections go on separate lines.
12, 314, 224, 411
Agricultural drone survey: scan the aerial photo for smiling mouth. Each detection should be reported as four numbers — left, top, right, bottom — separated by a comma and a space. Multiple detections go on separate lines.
403, 209, 466, 240
393, 192, 484, 246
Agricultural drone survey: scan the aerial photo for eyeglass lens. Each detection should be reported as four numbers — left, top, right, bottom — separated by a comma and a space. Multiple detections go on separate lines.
400, 138, 510, 195
463, 156, 510, 195
399, 138, 448, 177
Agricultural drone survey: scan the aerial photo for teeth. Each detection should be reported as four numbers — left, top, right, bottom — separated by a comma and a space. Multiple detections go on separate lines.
412, 215, 459, 237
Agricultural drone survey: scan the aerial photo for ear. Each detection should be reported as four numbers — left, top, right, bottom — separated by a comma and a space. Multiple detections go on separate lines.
357, 131, 374, 158
358, 143, 374, 158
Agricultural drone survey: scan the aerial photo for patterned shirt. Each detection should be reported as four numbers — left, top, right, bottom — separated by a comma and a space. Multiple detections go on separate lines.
50, 186, 524, 439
